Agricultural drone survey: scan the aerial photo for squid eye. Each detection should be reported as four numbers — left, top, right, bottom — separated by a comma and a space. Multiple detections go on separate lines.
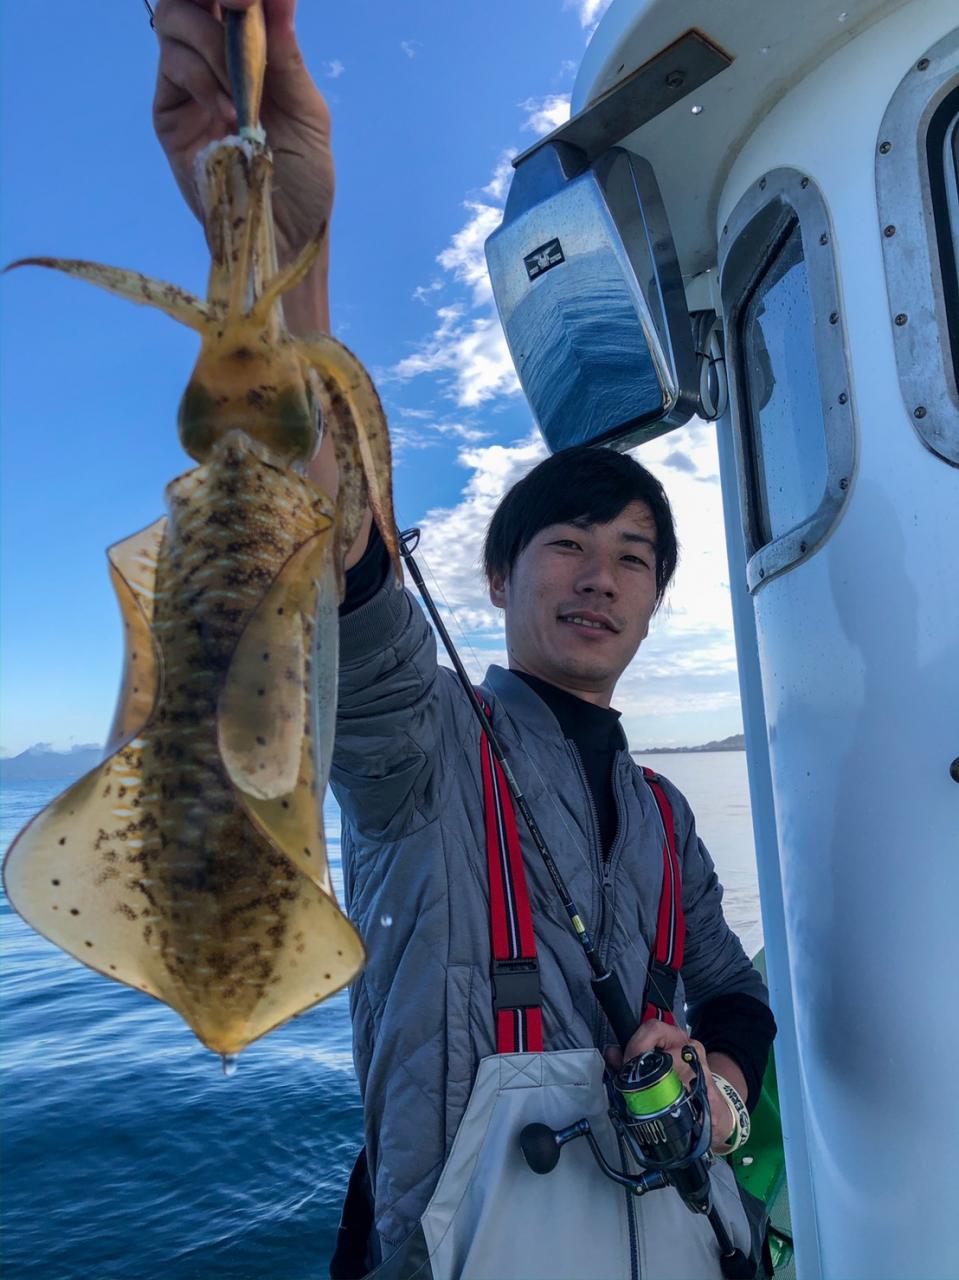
312, 395, 327, 445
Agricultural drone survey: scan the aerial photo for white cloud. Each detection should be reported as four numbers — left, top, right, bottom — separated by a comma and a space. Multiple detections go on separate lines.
391, 305, 518, 407
389, 148, 520, 406
483, 152, 516, 203
322, 59, 345, 79
436, 200, 503, 307
400, 39, 421, 59
388, 88, 572, 412
416, 434, 547, 635
390, 412, 489, 458
412, 279, 443, 304
519, 93, 571, 136
390, 109, 566, 407
565, 0, 614, 31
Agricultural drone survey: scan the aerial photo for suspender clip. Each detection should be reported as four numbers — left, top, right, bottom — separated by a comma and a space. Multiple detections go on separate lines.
643, 958, 679, 1015
491, 958, 541, 1011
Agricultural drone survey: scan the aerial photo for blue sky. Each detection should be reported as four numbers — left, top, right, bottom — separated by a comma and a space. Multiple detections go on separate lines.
0, 0, 743, 754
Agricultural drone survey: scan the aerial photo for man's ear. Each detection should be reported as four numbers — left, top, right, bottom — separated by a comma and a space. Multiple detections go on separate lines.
488, 570, 507, 610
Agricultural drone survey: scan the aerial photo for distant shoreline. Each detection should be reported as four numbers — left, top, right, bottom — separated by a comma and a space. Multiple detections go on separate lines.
631, 733, 745, 756
2, 732, 747, 783
0, 745, 102, 782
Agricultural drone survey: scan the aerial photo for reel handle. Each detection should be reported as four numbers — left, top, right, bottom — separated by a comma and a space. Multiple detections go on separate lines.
519, 1120, 590, 1174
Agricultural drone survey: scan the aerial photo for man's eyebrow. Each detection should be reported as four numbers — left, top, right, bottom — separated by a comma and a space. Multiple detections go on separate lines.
559, 518, 656, 551
620, 531, 657, 549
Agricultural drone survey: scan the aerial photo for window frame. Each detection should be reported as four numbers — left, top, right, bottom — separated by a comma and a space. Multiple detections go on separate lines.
876, 28, 959, 467
719, 169, 856, 592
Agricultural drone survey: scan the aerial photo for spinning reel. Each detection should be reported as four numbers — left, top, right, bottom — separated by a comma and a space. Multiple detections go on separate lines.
520, 1047, 758, 1278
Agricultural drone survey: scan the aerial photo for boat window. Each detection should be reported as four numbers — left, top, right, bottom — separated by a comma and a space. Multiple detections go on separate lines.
719, 170, 854, 591
740, 219, 828, 545
876, 30, 959, 466
926, 88, 959, 392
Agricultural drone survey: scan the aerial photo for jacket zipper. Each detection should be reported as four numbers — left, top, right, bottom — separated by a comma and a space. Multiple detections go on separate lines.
598, 760, 630, 964
570, 744, 641, 1278
566, 739, 601, 849
565, 742, 604, 1052
567, 742, 631, 1047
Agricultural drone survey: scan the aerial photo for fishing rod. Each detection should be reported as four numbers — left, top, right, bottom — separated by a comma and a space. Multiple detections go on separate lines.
398, 527, 639, 1049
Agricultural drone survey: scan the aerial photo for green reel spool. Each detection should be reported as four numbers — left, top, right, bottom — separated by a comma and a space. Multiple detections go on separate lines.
616, 1048, 684, 1118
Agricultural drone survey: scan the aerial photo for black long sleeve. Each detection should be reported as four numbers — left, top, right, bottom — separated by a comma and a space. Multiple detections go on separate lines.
340, 523, 389, 616
690, 991, 777, 1111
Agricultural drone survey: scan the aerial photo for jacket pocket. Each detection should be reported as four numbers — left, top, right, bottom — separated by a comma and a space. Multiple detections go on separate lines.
444, 963, 475, 1156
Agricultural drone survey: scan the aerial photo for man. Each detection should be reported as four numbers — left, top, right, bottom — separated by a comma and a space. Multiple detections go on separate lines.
153, 4, 776, 1276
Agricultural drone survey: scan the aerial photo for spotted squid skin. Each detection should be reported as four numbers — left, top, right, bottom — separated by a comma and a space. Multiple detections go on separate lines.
125, 438, 325, 1035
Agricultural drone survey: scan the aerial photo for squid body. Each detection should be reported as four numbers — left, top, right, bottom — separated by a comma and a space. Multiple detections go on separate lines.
3, 127, 400, 1057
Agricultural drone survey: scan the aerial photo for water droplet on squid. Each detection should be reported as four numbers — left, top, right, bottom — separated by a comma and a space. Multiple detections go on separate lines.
221, 1054, 239, 1077
380, 913, 393, 928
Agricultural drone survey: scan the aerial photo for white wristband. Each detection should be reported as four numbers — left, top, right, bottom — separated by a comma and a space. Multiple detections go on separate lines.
711, 1073, 750, 1152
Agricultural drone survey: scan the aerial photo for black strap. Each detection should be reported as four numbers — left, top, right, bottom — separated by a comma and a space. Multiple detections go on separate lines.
330, 1147, 377, 1280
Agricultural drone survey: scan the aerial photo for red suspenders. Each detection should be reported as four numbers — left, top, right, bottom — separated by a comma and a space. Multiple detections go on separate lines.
478, 717, 544, 1053
638, 767, 686, 1027
477, 697, 685, 1052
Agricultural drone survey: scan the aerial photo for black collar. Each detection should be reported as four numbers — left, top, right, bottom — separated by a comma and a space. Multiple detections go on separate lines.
502, 670, 625, 753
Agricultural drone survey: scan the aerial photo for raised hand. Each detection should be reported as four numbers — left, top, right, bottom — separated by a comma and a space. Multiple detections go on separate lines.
152, 1, 333, 263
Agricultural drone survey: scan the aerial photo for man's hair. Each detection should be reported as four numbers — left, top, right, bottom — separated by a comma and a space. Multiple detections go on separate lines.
483, 445, 678, 606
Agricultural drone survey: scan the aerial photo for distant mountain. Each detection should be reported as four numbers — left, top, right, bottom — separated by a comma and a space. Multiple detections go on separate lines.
0, 743, 102, 781
1, 732, 745, 780
632, 733, 745, 756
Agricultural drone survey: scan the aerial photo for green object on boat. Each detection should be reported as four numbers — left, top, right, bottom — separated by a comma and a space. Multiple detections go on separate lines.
727, 949, 795, 1275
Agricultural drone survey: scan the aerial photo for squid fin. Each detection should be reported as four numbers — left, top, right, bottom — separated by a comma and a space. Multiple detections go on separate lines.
203, 887, 365, 1055
216, 515, 367, 1033
0, 728, 366, 1058
218, 519, 341, 882
1, 737, 169, 1002
104, 518, 166, 756
300, 335, 402, 581
4, 258, 212, 332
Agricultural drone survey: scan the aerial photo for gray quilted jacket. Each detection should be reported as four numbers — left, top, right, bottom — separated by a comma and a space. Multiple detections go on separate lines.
331, 575, 767, 1258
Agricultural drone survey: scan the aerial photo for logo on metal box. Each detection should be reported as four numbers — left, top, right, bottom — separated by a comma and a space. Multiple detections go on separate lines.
524, 238, 565, 281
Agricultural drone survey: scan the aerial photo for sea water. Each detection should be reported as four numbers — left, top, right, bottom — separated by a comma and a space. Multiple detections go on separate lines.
0, 753, 761, 1279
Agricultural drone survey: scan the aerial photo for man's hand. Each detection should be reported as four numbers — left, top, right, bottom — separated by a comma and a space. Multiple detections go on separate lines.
152, 0, 333, 266
606, 1021, 738, 1150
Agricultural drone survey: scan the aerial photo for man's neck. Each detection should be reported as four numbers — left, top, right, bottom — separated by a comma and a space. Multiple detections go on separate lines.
507, 659, 614, 708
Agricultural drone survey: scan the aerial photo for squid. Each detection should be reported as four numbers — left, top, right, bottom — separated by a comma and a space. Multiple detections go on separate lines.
2, 6, 399, 1057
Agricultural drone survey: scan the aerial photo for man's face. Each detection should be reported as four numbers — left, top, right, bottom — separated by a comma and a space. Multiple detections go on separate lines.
488, 500, 660, 706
